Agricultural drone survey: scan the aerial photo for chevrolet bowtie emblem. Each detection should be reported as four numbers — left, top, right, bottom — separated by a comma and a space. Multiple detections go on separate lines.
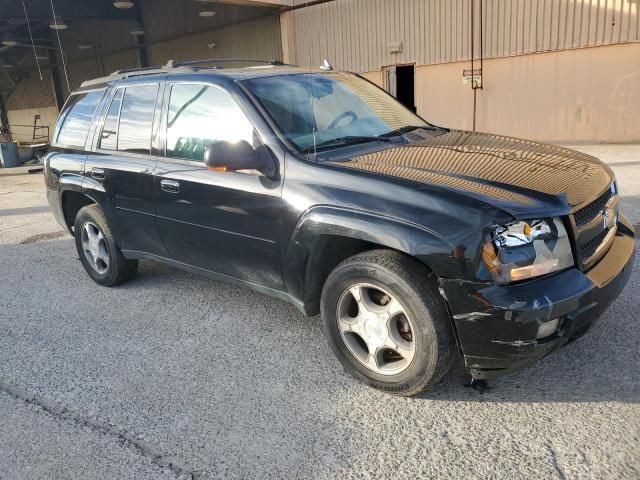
602, 207, 616, 230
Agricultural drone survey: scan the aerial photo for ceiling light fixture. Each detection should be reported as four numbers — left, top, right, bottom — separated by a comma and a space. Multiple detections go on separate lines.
113, 0, 134, 8
77, 43, 94, 50
2, 33, 18, 47
49, 16, 67, 30
198, 9, 216, 17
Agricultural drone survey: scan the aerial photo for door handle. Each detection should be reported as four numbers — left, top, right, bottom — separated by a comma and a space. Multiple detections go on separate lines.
91, 167, 105, 180
160, 179, 180, 193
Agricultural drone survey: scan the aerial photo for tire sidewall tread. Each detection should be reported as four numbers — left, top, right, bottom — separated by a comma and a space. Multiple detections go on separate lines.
321, 250, 455, 396
74, 204, 138, 287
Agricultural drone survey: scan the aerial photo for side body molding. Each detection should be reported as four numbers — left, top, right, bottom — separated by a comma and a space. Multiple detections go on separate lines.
57, 172, 105, 198
81, 176, 106, 194
58, 172, 85, 192
283, 206, 457, 311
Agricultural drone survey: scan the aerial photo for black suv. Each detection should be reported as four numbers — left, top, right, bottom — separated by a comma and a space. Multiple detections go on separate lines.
45, 63, 635, 396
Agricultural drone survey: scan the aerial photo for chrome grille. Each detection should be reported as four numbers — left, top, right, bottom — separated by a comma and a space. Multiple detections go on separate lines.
572, 183, 618, 268
574, 188, 613, 228
580, 229, 609, 261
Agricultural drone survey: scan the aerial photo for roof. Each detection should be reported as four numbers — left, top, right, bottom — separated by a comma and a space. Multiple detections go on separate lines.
79, 61, 331, 90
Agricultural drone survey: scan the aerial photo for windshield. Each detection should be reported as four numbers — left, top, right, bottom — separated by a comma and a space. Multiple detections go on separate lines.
242, 72, 428, 152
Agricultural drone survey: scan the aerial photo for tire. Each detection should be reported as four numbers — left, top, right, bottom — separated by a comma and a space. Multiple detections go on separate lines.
74, 204, 138, 287
320, 249, 455, 396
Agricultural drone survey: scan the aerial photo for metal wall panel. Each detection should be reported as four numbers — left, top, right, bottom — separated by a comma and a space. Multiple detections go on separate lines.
53, 19, 136, 62
5, 70, 55, 110
288, 0, 640, 71
8, 14, 281, 111
141, 0, 280, 43
60, 50, 139, 98
147, 15, 282, 66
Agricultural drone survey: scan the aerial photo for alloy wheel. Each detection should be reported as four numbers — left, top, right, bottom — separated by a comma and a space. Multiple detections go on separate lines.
81, 221, 110, 275
336, 283, 416, 375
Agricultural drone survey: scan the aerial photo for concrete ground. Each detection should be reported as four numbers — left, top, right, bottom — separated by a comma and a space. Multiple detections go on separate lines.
0, 146, 638, 479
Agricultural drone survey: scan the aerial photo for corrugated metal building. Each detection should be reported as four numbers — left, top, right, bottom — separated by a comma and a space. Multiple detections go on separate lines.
1, 0, 638, 143
282, 0, 640, 142
1, 0, 283, 143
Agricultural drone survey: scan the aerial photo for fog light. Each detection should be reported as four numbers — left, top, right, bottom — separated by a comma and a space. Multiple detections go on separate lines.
536, 318, 560, 339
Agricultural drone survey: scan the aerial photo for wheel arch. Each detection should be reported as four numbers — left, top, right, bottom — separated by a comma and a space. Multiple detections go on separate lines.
57, 173, 108, 233
61, 189, 97, 233
283, 206, 458, 316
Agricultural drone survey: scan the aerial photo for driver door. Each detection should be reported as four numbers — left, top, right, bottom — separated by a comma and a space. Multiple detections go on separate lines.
154, 81, 284, 291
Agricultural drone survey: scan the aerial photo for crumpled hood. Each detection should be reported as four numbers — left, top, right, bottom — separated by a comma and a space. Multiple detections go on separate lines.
328, 130, 613, 218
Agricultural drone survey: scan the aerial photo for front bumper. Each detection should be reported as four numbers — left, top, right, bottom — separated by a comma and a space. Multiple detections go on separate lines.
440, 216, 635, 380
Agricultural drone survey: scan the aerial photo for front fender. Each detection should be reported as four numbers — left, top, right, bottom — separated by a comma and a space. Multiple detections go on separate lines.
283, 205, 459, 304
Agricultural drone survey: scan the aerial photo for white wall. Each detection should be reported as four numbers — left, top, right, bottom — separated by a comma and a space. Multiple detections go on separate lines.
7, 107, 59, 144
405, 43, 640, 143
285, 0, 640, 73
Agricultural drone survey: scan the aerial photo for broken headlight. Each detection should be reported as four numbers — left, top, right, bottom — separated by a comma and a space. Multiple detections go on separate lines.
482, 218, 574, 284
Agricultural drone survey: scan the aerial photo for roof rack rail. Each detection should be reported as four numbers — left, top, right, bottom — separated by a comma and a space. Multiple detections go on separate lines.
110, 66, 163, 75
80, 66, 173, 87
163, 58, 290, 68
79, 59, 295, 89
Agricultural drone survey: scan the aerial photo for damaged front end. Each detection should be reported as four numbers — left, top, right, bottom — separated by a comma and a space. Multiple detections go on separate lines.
481, 217, 574, 285
440, 216, 635, 380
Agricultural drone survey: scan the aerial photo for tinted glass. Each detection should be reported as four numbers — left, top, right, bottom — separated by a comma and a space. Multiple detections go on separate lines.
243, 73, 427, 152
166, 83, 254, 162
55, 90, 104, 147
98, 89, 123, 151
117, 84, 159, 154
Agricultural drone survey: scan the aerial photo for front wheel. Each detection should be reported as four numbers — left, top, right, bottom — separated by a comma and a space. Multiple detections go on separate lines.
321, 250, 455, 396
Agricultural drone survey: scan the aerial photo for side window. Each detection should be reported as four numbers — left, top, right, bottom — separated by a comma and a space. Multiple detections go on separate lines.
98, 89, 123, 151
118, 84, 158, 154
55, 90, 104, 148
98, 84, 158, 154
166, 83, 255, 162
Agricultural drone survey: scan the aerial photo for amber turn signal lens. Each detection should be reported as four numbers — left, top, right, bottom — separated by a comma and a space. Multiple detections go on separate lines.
481, 240, 499, 275
208, 166, 227, 172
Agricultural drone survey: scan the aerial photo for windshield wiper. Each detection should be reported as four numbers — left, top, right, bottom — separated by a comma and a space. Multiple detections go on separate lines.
301, 135, 400, 154
379, 125, 444, 137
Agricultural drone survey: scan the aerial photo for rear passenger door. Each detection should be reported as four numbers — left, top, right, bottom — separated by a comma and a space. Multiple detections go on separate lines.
85, 80, 167, 256
154, 81, 284, 291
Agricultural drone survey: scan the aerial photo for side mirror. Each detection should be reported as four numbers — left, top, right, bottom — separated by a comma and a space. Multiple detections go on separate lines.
204, 140, 276, 178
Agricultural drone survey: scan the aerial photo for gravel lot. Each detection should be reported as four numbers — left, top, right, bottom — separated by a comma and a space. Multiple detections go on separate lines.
1, 146, 639, 479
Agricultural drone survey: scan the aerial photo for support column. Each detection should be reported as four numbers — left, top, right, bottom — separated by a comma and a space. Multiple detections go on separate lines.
48, 48, 65, 111
280, 11, 294, 64
133, 2, 148, 68
0, 92, 10, 140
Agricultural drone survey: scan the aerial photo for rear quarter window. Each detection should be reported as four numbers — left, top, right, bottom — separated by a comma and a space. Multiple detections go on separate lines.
54, 90, 104, 148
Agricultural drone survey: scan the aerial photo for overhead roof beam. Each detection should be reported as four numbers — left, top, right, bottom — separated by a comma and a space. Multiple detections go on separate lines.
0, 0, 134, 20
208, 0, 311, 7
212, 0, 336, 10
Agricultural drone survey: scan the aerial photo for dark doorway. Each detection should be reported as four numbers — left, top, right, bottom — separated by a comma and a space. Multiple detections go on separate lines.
395, 65, 416, 113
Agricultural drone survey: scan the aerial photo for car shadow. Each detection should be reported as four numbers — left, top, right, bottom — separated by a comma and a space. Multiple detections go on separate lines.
0, 206, 52, 217
121, 251, 640, 405
3, 232, 638, 406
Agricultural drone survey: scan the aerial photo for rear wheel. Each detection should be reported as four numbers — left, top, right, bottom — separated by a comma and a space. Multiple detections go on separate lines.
321, 250, 455, 396
74, 205, 138, 286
